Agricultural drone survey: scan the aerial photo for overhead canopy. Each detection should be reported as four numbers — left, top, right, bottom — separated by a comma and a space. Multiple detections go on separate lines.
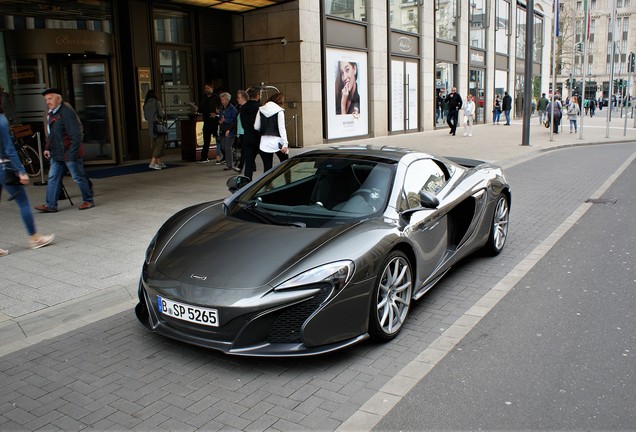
170, 0, 293, 12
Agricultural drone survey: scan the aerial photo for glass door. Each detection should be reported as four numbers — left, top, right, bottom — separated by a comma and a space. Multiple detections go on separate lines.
469, 69, 485, 124
52, 59, 115, 163
158, 46, 194, 148
390, 59, 419, 133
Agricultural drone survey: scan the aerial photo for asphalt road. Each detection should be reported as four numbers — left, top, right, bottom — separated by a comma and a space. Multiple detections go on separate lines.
375, 149, 636, 430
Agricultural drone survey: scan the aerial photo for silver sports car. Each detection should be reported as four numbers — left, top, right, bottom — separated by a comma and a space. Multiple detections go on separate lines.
135, 146, 510, 356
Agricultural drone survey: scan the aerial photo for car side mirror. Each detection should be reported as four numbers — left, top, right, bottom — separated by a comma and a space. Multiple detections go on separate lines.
226, 175, 251, 193
419, 191, 439, 209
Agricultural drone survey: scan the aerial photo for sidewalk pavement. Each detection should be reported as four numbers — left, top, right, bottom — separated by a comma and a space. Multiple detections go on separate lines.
1, 112, 634, 356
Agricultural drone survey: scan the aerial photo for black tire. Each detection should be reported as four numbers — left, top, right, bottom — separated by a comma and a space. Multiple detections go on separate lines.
18, 145, 41, 178
483, 193, 510, 256
369, 250, 413, 341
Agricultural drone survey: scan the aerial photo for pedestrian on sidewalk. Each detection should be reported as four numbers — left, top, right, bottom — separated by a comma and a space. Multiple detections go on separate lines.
255, 92, 289, 172
546, 96, 563, 134
445, 87, 463, 136
35, 88, 94, 212
190, 82, 221, 163
493, 94, 502, 124
240, 87, 261, 180
537, 93, 549, 125
218, 92, 239, 172
567, 95, 580, 134
589, 98, 596, 117
502, 91, 512, 125
0, 96, 54, 255
463, 94, 476, 137
143, 89, 167, 170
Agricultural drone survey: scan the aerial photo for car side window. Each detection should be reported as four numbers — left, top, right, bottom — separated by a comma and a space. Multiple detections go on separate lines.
400, 159, 448, 210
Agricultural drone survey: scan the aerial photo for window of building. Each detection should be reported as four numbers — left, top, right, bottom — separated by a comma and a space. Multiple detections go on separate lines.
591, 0, 597, 9
533, 15, 543, 62
495, 0, 510, 54
435, 0, 458, 42
469, 0, 487, 50
154, 9, 191, 44
516, 5, 526, 59
388, 1, 419, 33
325, 0, 367, 22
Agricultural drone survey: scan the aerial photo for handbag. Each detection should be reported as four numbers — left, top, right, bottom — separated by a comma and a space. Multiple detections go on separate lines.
2, 163, 22, 186
154, 120, 169, 134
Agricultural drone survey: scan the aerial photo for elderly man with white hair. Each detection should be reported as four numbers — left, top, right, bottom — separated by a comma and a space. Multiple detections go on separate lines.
34, 88, 94, 212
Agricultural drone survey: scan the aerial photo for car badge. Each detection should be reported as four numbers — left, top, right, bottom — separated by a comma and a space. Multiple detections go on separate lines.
190, 274, 208, 281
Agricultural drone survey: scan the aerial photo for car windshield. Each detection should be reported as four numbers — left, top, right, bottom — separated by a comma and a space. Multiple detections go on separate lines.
228, 156, 395, 228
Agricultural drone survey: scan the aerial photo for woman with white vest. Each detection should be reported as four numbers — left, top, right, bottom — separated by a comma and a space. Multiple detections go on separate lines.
254, 92, 288, 172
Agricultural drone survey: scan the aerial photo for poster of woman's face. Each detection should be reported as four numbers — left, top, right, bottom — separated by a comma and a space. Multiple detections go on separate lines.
326, 48, 368, 139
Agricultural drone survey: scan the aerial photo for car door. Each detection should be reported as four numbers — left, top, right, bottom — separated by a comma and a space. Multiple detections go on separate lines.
400, 158, 452, 287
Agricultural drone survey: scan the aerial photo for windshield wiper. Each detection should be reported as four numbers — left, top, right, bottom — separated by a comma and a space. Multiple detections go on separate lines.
237, 201, 305, 227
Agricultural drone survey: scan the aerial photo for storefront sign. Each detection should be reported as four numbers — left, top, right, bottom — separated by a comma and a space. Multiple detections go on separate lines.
390, 32, 419, 57
325, 48, 369, 139
469, 49, 486, 66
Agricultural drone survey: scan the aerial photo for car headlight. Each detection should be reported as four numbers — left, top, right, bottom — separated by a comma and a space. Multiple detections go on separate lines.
275, 261, 354, 292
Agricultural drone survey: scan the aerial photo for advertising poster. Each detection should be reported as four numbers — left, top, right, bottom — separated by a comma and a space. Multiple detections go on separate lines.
326, 48, 368, 139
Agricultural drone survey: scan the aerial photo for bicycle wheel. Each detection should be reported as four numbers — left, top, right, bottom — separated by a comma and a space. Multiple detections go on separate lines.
18, 144, 41, 178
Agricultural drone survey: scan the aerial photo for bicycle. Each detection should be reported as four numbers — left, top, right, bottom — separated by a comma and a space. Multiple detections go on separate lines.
10, 124, 41, 178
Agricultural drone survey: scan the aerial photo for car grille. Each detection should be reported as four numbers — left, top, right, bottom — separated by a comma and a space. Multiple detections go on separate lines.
266, 285, 332, 344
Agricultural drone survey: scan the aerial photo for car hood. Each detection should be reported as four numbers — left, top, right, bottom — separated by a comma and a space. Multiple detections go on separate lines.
155, 205, 356, 288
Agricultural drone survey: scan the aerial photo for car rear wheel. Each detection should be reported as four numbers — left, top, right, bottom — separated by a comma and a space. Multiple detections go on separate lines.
484, 193, 510, 256
369, 251, 413, 341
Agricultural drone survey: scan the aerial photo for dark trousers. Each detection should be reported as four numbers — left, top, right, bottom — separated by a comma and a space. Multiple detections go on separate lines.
200, 121, 218, 161
447, 110, 459, 134
261, 150, 289, 173
242, 133, 261, 180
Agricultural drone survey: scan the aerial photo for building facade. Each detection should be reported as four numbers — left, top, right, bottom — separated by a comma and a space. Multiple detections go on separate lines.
0, 0, 553, 166
555, 0, 636, 104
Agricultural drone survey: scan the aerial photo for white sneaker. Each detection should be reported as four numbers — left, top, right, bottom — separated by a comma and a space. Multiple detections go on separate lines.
468, 133, 472, 136
149, 163, 161, 170
463, 132, 468, 136
158, 162, 166, 168
0, 248, 8, 257
29, 234, 55, 250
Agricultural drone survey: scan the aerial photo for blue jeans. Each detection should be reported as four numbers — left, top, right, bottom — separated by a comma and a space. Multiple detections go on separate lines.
569, 119, 578, 132
46, 159, 93, 208
504, 110, 511, 124
1, 165, 36, 235
493, 109, 501, 124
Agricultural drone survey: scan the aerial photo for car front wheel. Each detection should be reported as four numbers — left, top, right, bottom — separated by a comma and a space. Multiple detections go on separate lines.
369, 251, 413, 341
484, 193, 510, 256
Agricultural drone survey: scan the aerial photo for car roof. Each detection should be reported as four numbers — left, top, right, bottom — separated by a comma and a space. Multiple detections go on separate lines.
297, 145, 436, 164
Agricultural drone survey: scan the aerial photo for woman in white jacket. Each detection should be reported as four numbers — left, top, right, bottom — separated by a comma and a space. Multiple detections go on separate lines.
254, 92, 289, 172
463, 93, 476, 137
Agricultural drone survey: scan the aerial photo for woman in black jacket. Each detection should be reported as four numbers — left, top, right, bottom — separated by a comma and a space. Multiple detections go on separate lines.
239, 87, 262, 180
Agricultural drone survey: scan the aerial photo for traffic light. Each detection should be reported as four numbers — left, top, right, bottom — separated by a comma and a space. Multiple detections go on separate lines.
629, 53, 635, 73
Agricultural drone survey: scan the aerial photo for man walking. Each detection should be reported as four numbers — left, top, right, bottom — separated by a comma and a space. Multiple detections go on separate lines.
35, 88, 94, 212
537, 92, 549, 125
191, 82, 221, 163
502, 91, 512, 125
445, 87, 463, 136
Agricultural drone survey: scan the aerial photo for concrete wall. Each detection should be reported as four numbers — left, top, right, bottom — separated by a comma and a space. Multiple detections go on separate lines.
233, 0, 322, 148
